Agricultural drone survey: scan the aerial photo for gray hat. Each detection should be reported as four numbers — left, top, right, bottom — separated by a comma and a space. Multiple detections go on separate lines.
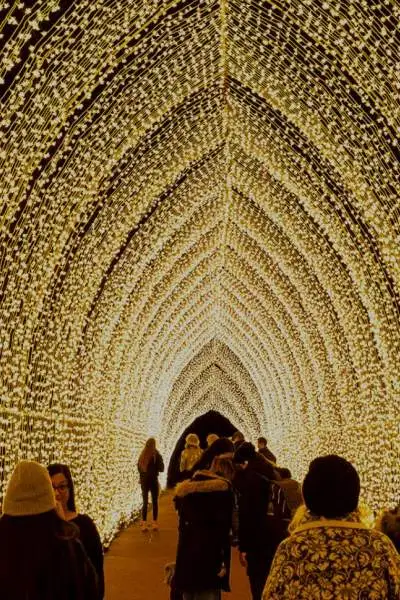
3, 460, 56, 516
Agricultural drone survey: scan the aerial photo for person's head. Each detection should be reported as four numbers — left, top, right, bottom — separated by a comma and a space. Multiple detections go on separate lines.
277, 467, 292, 479
232, 431, 244, 444
47, 463, 76, 512
138, 437, 157, 471
375, 506, 400, 552
302, 455, 360, 519
257, 436, 267, 449
145, 437, 156, 452
211, 456, 235, 481
192, 437, 234, 471
4, 460, 57, 517
234, 442, 276, 478
233, 441, 256, 466
185, 433, 200, 448
206, 433, 219, 447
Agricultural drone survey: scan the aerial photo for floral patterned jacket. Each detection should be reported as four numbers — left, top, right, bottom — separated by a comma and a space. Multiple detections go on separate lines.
263, 519, 400, 600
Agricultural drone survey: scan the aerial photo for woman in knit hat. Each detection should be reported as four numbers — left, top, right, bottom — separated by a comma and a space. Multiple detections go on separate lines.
0, 460, 99, 600
263, 455, 400, 599
48, 463, 104, 598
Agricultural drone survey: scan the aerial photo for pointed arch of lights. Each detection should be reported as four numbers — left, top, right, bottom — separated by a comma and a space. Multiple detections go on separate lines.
1, 0, 399, 541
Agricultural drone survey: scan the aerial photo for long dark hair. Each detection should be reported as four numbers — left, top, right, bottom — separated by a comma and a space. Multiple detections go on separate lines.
138, 438, 156, 472
47, 463, 76, 512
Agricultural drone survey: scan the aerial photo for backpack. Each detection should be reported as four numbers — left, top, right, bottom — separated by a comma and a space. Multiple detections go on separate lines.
261, 477, 291, 545
266, 480, 291, 522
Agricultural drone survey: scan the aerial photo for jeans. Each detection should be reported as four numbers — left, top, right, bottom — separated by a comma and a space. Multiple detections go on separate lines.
182, 591, 221, 600
140, 477, 159, 521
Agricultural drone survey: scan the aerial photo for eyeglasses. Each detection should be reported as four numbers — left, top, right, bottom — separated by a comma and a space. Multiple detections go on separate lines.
52, 483, 69, 492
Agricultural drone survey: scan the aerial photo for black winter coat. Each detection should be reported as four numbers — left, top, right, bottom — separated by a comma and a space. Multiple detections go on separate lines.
0, 512, 99, 600
174, 470, 233, 593
71, 513, 104, 599
233, 467, 288, 555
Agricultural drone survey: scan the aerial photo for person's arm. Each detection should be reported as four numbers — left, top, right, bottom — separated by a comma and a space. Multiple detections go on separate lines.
157, 451, 164, 473
76, 516, 104, 600
179, 450, 186, 472
70, 538, 100, 600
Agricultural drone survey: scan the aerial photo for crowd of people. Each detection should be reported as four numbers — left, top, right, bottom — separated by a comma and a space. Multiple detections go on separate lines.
0, 433, 398, 599
160, 431, 400, 600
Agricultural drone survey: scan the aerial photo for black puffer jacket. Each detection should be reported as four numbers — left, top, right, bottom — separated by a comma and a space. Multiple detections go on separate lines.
174, 470, 233, 593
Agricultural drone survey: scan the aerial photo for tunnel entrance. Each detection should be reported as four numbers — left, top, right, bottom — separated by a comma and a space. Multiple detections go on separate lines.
166, 410, 237, 487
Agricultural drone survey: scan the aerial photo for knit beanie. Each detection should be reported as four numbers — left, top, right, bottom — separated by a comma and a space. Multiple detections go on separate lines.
3, 460, 56, 516
302, 455, 360, 518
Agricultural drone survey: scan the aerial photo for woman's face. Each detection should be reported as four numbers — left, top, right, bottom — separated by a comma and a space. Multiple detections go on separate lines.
51, 472, 70, 511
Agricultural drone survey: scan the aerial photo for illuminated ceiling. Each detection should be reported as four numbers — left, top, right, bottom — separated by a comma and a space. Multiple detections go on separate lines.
1, 0, 399, 539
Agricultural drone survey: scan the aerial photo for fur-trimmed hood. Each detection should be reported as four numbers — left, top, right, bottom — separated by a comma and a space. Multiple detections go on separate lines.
175, 470, 231, 498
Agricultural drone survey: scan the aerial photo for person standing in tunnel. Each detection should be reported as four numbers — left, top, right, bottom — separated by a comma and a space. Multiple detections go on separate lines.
179, 433, 203, 480
257, 437, 277, 465
137, 437, 164, 531
233, 442, 290, 600
174, 456, 235, 600
48, 463, 104, 599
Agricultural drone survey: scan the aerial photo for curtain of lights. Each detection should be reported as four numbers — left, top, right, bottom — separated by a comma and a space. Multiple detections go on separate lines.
0, 0, 399, 542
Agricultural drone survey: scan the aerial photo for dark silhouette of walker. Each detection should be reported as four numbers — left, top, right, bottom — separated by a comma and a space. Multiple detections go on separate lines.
167, 410, 237, 487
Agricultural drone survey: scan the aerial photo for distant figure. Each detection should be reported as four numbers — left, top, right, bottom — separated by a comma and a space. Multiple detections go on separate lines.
206, 433, 219, 447
234, 442, 276, 480
263, 455, 400, 599
232, 431, 245, 451
174, 456, 235, 600
137, 438, 164, 531
257, 437, 276, 464
179, 433, 203, 477
191, 437, 235, 474
48, 463, 104, 599
0, 460, 98, 600
274, 467, 302, 516
376, 505, 400, 553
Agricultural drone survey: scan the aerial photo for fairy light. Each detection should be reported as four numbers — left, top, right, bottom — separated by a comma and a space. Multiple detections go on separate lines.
1, 0, 399, 542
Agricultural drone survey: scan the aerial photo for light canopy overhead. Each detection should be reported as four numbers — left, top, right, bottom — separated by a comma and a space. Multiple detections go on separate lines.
0, 0, 399, 540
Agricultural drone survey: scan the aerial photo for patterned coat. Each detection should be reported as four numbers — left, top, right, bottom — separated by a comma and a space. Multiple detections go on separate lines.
263, 519, 400, 600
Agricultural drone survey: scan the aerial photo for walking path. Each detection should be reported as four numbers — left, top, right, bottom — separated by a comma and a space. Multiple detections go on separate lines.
105, 490, 250, 599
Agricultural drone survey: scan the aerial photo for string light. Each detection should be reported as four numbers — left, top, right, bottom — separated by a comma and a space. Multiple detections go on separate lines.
0, 0, 399, 542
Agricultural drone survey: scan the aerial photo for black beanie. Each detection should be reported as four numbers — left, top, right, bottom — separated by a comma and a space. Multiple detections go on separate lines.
302, 455, 360, 518
233, 442, 256, 464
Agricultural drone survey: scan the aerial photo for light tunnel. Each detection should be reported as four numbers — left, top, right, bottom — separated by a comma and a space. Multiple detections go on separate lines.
0, 0, 399, 542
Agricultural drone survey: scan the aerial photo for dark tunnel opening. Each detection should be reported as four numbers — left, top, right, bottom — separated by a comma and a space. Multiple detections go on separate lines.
166, 410, 237, 487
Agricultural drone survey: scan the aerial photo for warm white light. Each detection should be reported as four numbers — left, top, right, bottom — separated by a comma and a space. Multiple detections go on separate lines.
0, 0, 399, 542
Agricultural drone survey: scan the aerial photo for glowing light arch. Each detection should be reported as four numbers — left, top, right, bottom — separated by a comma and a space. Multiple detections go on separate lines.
1, 0, 399, 541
